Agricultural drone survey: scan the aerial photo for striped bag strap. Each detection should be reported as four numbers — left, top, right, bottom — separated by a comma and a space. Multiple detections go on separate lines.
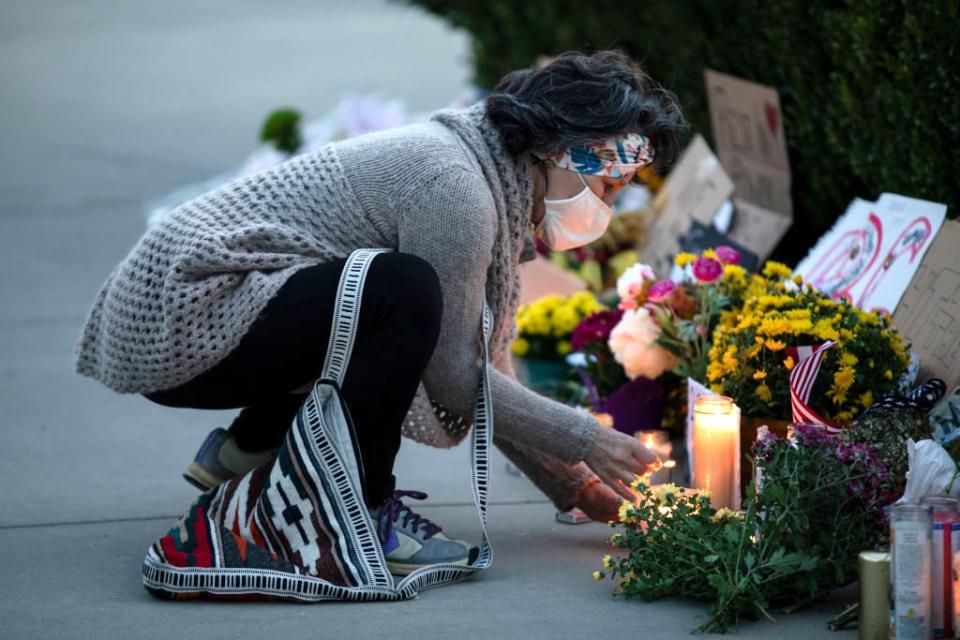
315, 247, 495, 594
393, 295, 495, 595
319, 248, 392, 386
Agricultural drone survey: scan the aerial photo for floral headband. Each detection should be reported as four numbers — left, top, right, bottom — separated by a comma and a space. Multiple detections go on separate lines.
534, 133, 654, 182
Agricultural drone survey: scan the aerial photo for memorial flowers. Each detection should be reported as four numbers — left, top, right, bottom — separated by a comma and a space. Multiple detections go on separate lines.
607, 247, 741, 383
596, 425, 890, 632
511, 291, 607, 359
706, 264, 911, 423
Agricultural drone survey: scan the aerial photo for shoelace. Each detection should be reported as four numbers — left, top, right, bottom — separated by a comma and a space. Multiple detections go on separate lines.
373, 489, 442, 544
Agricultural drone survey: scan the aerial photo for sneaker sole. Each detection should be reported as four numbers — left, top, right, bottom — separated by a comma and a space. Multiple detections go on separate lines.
183, 462, 226, 492
386, 556, 470, 576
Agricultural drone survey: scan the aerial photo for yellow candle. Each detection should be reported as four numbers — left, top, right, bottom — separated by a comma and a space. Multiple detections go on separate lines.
693, 395, 740, 509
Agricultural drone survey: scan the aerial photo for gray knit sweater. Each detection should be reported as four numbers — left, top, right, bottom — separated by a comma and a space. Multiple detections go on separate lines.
75, 102, 600, 510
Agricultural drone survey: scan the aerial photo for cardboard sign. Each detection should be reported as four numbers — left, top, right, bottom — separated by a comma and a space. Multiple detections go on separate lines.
638, 134, 734, 274
705, 69, 793, 259
727, 198, 792, 262
892, 219, 960, 390
796, 193, 947, 315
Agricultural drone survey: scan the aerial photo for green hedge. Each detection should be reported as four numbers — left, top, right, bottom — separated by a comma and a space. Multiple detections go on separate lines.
401, 0, 959, 263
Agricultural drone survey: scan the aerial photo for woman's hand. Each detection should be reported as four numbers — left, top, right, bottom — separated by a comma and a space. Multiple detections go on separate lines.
574, 478, 623, 523
582, 426, 660, 501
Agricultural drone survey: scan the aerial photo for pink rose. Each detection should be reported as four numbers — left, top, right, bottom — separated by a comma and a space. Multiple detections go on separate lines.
692, 256, 723, 283
715, 245, 741, 265
646, 279, 677, 304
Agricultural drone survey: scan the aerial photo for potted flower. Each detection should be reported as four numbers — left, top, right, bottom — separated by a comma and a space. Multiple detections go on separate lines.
511, 291, 606, 396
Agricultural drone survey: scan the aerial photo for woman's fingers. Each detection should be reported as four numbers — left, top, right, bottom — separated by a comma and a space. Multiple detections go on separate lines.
631, 439, 660, 467
610, 477, 635, 501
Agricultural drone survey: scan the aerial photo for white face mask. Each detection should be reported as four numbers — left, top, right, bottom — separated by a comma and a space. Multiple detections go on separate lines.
535, 172, 613, 251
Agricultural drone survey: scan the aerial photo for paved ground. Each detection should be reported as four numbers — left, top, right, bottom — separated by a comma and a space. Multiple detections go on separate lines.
0, 2, 855, 637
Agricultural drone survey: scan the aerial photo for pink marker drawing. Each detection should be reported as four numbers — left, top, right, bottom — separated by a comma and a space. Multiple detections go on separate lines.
856, 215, 933, 314
806, 212, 883, 303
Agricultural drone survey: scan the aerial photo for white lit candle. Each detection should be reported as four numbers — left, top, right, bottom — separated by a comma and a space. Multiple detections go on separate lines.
692, 396, 740, 509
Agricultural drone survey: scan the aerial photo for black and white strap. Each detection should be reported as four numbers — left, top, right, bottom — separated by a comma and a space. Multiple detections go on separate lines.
317, 248, 495, 594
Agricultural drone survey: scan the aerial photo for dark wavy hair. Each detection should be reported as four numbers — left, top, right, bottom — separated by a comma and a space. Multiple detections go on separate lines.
485, 50, 687, 174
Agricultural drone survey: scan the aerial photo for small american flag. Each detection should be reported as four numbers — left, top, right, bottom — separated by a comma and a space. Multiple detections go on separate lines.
788, 341, 841, 431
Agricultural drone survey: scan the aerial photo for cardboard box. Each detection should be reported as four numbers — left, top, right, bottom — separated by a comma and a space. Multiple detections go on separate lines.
892, 219, 960, 390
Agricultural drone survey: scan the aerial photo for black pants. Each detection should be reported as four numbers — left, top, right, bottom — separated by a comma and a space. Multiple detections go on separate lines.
146, 252, 444, 508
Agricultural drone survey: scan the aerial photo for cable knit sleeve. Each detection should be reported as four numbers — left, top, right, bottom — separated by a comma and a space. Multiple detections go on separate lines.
490, 349, 598, 511
397, 167, 600, 464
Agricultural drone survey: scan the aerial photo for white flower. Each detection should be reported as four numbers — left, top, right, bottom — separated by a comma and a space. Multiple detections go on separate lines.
616, 263, 657, 302
608, 308, 678, 380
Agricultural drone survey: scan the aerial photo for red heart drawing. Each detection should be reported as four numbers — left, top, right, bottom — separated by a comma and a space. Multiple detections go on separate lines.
765, 102, 779, 137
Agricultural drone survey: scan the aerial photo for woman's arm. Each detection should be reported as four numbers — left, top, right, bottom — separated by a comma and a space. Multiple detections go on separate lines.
396, 167, 600, 464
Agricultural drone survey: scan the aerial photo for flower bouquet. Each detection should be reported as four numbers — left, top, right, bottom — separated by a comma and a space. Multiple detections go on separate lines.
706, 261, 911, 425
568, 248, 743, 433
511, 291, 606, 397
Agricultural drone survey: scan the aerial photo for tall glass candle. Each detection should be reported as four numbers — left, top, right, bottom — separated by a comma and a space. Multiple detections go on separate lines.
922, 496, 960, 639
692, 396, 740, 510
891, 503, 933, 639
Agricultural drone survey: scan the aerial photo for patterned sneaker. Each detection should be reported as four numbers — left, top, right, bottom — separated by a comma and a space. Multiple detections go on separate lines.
369, 490, 478, 575
183, 428, 278, 491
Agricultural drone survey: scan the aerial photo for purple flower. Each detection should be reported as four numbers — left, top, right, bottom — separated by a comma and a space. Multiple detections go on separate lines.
692, 256, 723, 283
792, 422, 836, 448
646, 279, 677, 304
716, 245, 741, 266
571, 309, 624, 352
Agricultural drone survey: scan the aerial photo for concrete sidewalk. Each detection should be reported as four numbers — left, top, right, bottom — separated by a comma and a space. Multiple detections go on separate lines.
0, 2, 854, 637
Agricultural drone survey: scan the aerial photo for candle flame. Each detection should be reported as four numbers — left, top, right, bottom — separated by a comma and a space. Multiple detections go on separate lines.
644, 434, 655, 448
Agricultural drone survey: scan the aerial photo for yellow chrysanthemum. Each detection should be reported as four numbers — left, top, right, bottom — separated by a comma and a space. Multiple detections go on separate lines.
602, 554, 614, 570
839, 352, 859, 368
552, 305, 580, 336
758, 316, 791, 337
511, 338, 530, 357
711, 507, 738, 522
674, 252, 697, 268
721, 345, 739, 373
762, 261, 793, 279
618, 501, 633, 523
593, 571, 604, 582
828, 367, 856, 405
789, 318, 814, 334
710, 383, 725, 394
756, 383, 773, 404
784, 355, 795, 371
706, 361, 725, 382
859, 390, 874, 408
703, 248, 719, 260
652, 483, 680, 503
765, 338, 786, 351
556, 340, 572, 355
753, 370, 767, 381
813, 318, 840, 341
884, 369, 893, 380
723, 264, 747, 280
